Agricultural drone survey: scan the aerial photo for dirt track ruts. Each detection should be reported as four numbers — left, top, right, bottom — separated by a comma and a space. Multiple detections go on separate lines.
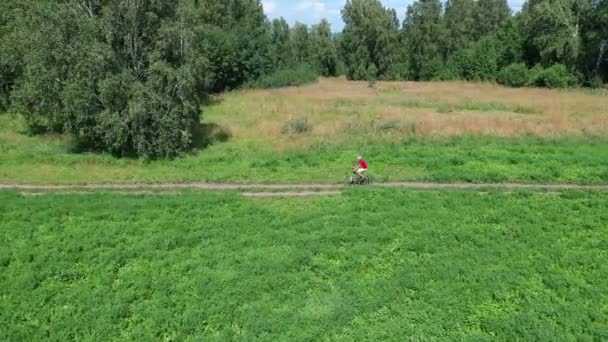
2, 182, 608, 191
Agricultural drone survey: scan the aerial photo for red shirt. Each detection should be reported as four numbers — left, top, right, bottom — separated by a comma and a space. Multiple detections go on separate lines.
358, 160, 368, 169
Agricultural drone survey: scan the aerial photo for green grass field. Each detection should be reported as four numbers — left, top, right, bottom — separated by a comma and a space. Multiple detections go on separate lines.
1, 189, 607, 340
2, 79, 608, 185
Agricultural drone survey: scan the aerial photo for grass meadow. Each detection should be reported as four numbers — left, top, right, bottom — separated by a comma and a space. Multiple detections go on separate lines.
1, 78, 608, 184
2, 79, 608, 340
1, 189, 607, 340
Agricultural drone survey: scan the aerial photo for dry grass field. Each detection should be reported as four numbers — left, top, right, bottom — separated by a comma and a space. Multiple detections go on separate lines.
208, 78, 608, 151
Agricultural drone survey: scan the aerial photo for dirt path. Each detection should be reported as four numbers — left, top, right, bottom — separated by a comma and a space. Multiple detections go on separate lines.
2, 181, 608, 193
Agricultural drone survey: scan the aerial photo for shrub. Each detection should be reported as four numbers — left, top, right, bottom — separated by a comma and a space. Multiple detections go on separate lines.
248, 65, 318, 89
530, 64, 578, 88
527, 65, 544, 86
282, 119, 312, 135
372, 119, 417, 135
497, 63, 529, 87
374, 119, 399, 132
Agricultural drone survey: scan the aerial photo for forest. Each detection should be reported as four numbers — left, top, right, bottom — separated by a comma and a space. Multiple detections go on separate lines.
1, 0, 606, 157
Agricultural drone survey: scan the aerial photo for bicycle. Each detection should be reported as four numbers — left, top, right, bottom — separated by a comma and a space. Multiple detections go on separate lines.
348, 166, 372, 185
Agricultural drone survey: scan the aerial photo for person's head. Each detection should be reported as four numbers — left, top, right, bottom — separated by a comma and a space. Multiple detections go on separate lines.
357, 156, 362, 160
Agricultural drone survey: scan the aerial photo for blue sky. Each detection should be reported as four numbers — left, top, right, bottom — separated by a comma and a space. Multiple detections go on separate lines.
261, 0, 526, 31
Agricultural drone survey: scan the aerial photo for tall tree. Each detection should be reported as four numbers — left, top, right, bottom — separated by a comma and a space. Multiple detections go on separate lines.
270, 17, 292, 68
291, 22, 312, 64
581, 0, 608, 82
473, 0, 511, 38
444, 0, 477, 57
194, 0, 272, 91
521, 0, 591, 69
310, 19, 339, 76
340, 0, 403, 80
403, 0, 445, 80
495, 15, 526, 68
0, 0, 24, 111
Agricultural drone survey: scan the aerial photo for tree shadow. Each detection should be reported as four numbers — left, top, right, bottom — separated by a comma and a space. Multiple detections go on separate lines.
201, 94, 224, 108
69, 138, 140, 158
191, 122, 232, 150
68, 121, 231, 158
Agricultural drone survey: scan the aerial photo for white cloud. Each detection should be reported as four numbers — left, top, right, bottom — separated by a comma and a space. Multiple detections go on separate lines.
296, 1, 325, 11
262, 0, 277, 15
296, 1, 327, 18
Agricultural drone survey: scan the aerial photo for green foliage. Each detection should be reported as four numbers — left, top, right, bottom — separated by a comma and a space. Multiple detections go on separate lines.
498, 63, 531, 87
3, 0, 277, 158
268, 18, 339, 77
495, 17, 526, 68
291, 22, 312, 65
281, 119, 313, 135
403, 0, 445, 80
530, 64, 579, 88
270, 18, 292, 68
1, 189, 608, 339
521, 0, 590, 69
0, 1, 22, 112
311, 19, 339, 77
340, 0, 403, 80
4, 0, 268, 158
446, 37, 500, 81
473, 0, 512, 37
248, 65, 318, 89
498, 63, 579, 88
443, 0, 477, 57
580, 0, 608, 83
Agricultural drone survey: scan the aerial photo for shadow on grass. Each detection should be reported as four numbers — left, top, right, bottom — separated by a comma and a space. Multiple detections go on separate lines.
68, 122, 232, 158
202, 94, 224, 108
191, 122, 232, 150
69, 138, 140, 158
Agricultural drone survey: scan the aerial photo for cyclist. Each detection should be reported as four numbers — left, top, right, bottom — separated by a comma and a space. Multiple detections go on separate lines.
354, 156, 368, 180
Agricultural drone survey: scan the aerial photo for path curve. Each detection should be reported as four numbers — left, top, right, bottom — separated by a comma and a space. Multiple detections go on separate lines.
2, 182, 608, 191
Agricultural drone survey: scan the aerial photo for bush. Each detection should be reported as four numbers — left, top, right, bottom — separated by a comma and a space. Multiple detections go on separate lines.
374, 119, 400, 132
498, 64, 579, 89
529, 64, 578, 88
372, 119, 417, 135
497, 63, 529, 87
281, 119, 312, 135
248, 65, 318, 89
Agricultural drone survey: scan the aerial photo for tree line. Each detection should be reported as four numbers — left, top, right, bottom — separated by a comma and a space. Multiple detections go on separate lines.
340, 0, 608, 87
0, 0, 606, 158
